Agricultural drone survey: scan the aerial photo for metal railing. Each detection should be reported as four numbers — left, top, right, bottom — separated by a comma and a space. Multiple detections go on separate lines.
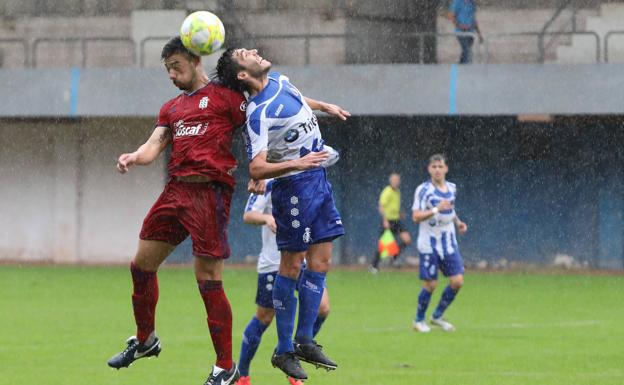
603, 31, 624, 63
31, 37, 135, 68
0, 30, 613, 68
219, 31, 484, 66
491, 31, 600, 63
0, 38, 29, 67
138, 36, 173, 67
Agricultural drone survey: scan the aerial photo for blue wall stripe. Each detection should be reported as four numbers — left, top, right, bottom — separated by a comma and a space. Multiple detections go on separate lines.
449, 64, 458, 115
69, 67, 80, 117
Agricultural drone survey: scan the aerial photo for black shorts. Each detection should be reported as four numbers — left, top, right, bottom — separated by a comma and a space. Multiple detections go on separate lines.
381, 220, 407, 237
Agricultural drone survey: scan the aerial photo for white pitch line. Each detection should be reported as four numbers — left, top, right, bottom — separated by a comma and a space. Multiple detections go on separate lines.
361, 320, 603, 333
380, 369, 624, 378
469, 320, 603, 329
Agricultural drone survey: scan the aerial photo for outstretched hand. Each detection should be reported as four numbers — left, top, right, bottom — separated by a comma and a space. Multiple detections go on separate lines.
247, 179, 266, 194
322, 102, 351, 121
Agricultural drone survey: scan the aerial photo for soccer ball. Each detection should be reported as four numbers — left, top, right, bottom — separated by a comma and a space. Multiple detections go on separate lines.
180, 11, 225, 56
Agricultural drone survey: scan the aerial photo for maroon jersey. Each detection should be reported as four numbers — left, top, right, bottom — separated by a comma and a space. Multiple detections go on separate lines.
157, 83, 247, 187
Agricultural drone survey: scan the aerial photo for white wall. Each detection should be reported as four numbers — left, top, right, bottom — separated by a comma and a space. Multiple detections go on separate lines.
0, 118, 165, 263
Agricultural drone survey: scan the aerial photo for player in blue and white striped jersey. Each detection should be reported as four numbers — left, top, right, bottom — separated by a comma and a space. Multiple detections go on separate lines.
411, 154, 468, 333
237, 179, 332, 385
215, 48, 349, 381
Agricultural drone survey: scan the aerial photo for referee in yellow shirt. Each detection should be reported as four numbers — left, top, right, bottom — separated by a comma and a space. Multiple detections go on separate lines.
369, 173, 412, 273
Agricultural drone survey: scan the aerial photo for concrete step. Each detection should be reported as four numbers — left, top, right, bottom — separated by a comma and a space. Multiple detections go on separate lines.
226, 10, 347, 65
229, 10, 346, 37
599, 3, 624, 20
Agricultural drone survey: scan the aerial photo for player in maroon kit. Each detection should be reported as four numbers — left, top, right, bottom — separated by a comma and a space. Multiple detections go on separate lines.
106, 37, 247, 385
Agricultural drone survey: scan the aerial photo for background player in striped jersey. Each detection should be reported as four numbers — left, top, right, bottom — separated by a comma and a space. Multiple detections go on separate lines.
216, 48, 349, 381
107, 37, 247, 385
236, 178, 331, 385
411, 154, 468, 333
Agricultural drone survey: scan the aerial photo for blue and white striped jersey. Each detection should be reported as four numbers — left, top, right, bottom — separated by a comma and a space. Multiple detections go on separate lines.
244, 179, 280, 273
243, 71, 338, 177
412, 181, 459, 256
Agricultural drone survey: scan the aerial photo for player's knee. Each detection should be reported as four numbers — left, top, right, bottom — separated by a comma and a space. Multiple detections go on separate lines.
318, 301, 330, 317
132, 256, 160, 272
307, 257, 332, 273
279, 256, 303, 278
256, 308, 275, 325
450, 275, 464, 290
423, 280, 437, 292
279, 264, 301, 279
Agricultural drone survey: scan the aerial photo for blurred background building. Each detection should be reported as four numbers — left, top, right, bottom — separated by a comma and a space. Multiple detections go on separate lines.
1, 0, 623, 269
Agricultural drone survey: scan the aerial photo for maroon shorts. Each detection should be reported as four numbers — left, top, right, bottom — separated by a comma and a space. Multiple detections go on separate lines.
139, 180, 232, 259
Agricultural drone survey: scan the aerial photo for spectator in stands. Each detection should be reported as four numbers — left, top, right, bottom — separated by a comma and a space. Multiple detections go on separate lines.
369, 172, 412, 273
448, 0, 484, 64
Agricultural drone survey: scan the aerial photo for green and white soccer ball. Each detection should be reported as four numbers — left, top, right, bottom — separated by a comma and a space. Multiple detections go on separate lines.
180, 11, 225, 56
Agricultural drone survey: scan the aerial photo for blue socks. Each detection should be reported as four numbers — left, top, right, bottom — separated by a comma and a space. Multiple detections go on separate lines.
273, 275, 298, 354
295, 269, 326, 344
238, 316, 268, 376
312, 315, 327, 338
433, 285, 459, 319
416, 288, 432, 322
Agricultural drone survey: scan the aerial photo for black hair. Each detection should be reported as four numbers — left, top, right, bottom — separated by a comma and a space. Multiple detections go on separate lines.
161, 36, 199, 62
212, 48, 249, 94
429, 153, 447, 164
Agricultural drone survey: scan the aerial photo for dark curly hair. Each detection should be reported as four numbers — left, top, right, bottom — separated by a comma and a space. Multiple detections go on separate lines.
212, 48, 248, 94
161, 36, 198, 62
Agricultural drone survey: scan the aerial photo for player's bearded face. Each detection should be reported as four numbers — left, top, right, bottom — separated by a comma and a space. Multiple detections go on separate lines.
165, 54, 198, 91
235, 48, 271, 79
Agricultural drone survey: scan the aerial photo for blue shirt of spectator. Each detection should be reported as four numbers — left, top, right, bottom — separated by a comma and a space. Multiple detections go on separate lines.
450, 0, 477, 32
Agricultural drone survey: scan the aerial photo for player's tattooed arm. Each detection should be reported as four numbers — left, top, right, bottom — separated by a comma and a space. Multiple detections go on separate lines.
158, 126, 172, 144
304, 96, 351, 121
116, 125, 170, 173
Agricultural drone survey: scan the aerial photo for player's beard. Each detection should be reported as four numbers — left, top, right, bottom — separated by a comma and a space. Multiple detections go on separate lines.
248, 63, 270, 79
174, 69, 197, 91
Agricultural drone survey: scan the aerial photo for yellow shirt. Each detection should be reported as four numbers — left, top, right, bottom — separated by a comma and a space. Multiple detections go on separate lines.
379, 186, 401, 221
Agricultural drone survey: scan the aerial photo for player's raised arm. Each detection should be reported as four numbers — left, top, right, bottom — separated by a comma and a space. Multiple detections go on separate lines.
304, 96, 350, 121
116, 126, 171, 173
249, 150, 329, 180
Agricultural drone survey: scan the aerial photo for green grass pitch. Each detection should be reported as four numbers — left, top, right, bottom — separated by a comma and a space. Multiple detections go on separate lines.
0, 265, 622, 385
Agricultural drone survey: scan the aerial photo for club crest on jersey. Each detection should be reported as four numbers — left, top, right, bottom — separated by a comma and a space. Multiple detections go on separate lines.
240, 101, 247, 111
303, 227, 311, 243
198, 96, 209, 109
173, 120, 208, 138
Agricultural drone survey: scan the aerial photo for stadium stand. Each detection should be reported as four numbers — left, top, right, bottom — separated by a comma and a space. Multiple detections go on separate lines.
5, 1, 624, 67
